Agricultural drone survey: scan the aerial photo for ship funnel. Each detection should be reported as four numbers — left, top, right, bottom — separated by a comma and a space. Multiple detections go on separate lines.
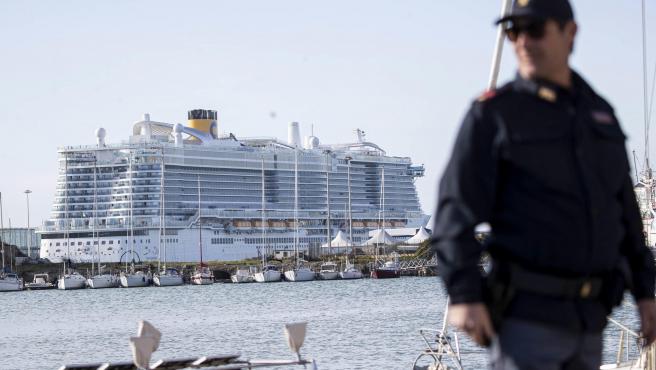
288, 122, 301, 147
140, 113, 152, 138
173, 123, 184, 147
187, 109, 218, 139
355, 129, 365, 143
96, 127, 106, 147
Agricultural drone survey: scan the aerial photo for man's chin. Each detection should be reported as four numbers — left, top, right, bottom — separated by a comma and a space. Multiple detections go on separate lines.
518, 66, 539, 80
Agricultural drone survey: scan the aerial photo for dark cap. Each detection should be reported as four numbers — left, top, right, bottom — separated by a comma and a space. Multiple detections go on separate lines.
496, 0, 574, 24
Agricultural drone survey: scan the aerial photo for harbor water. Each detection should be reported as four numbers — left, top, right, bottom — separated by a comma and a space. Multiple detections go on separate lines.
0, 277, 642, 369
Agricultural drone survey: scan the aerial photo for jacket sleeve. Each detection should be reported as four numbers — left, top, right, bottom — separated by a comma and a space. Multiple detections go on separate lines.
430, 101, 503, 304
619, 175, 656, 300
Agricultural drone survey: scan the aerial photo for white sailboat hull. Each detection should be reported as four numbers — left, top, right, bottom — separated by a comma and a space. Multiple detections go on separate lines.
284, 269, 315, 282
253, 270, 281, 283
339, 269, 363, 280
0, 278, 23, 292
318, 271, 339, 280
58, 275, 87, 290
154, 274, 183, 286
120, 274, 149, 288
87, 274, 119, 289
191, 273, 214, 285
230, 274, 253, 283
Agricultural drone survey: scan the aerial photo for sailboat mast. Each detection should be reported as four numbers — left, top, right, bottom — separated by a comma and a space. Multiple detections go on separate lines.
0, 192, 4, 271
92, 158, 98, 276
261, 157, 267, 267
382, 166, 385, 233
294, 149, 299, 267
643, 0, 651, 175
346, 156, 353, 247
64, 152, 70, 273
129, 151, 134, 271
8, 218, 12, 272
198, 174, 203, 266
326, 152, 331, 256
158, 150, 164, 273
124, 154, 129, 272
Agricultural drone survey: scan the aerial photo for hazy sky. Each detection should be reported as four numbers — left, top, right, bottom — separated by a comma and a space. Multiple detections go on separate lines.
0, 0, 653, 228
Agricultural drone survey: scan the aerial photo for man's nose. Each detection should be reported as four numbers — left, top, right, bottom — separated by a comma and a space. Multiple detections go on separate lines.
515, 32, 533, 48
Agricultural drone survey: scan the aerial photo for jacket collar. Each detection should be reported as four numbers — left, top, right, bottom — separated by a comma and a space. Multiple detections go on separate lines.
513, 70, 587, 103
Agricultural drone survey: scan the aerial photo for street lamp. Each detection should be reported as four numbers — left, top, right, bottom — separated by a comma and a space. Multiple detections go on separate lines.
24, 190, 32, 258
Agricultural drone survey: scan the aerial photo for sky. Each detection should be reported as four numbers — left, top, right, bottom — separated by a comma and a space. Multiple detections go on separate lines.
0, 0, 653, 228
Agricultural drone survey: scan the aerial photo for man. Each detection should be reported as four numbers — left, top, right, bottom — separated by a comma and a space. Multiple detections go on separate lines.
431, 0, 656, 369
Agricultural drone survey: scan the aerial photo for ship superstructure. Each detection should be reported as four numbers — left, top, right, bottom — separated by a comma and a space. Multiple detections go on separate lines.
39, 109, 427, 263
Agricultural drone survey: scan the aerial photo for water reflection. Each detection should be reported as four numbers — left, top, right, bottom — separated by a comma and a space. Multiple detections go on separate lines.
0, 278, 640, 370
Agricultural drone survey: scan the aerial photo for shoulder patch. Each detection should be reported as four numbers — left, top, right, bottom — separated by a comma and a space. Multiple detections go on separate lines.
477, 89, 497, 102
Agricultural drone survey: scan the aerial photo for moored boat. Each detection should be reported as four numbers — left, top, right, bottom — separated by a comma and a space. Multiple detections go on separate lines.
191, 266, 214, 285
0, 272, 23, 292
318, 262, 339, 280
231, 266, 256, 283
58, 271, 87, 290
26, 273, 55, 290
153, 268, 183, 287
120, 270, 150, 288
339, 257, 363, 280
371, 262, 401, 279
87, 273, 119, 289
253, 265, 281, 283
371, 253, 401, 279
284, 262, 315, 282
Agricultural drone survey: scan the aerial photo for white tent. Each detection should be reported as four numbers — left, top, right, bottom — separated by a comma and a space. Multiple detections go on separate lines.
405, 226, 431, 245
398, 226, 432, 252
362, 229, 396, 246
320, 231, 352, 254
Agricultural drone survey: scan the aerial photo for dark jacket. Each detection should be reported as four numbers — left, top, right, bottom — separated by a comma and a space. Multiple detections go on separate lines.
431, 71, 656, 332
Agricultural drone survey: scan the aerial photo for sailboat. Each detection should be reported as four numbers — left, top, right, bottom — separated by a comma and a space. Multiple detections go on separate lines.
191, 175, 214, 285
87, 159, 119, 289
153, 151, 183, 287
0, 193, 23, 292
339, 256, 362, 280
284, 148, 315, 282
120, 151, 150, 288
370, 166, 400, 279
58, 154, 87, 290
339, 156, 363, 280
254, 158, 281, 283
231, 266, 257, 283
318, 153, 339, 280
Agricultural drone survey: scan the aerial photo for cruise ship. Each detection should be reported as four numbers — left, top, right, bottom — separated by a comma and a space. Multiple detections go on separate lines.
38, 109, 427, 263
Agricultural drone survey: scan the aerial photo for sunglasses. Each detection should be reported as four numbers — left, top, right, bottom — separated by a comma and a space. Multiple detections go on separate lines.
504, 20, 547, 42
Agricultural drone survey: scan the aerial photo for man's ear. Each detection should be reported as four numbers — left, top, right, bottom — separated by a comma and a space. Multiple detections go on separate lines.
567, 21, 578, 54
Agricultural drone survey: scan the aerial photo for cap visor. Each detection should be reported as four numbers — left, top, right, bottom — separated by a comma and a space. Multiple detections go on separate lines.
494, 9, 547, 25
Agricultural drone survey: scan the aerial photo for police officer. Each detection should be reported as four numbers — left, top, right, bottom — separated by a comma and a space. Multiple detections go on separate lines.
431, 0, 656, 368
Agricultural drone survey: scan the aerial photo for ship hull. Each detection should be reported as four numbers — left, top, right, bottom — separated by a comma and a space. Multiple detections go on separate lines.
87, 275, 119, 289
253, 270, 281, 283
371, 269, 400, 279
153, 274, 183, 286
58, 275, 87, 290
284, 269, 315, 282
0, 279, 23, 292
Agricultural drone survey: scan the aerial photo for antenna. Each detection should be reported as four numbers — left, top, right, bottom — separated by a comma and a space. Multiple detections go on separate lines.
487, 0, 513, 90
634, 150, 641, 182
642, 0, 651, 174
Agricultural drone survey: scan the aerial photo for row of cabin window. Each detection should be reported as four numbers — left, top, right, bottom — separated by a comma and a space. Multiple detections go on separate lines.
50, 239, 153, 247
